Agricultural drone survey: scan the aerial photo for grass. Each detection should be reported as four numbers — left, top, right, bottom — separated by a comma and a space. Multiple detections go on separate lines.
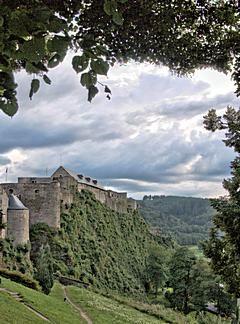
66, 285, 166, 324
0, 277, 82, 324
66, 285, 231, 324
0, 291, 44, 324
0, 278, 231, 324
188, 245, 204, 258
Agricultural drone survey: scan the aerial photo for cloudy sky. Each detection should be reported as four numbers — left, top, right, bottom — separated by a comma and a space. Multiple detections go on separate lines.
0, 56, 239, 199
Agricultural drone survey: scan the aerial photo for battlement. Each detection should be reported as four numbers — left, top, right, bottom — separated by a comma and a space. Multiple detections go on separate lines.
18, 177, 51, 184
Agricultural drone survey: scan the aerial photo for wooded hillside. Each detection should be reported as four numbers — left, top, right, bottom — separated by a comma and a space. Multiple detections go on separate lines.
29, 190, 169, 294
138, 196, 214, 245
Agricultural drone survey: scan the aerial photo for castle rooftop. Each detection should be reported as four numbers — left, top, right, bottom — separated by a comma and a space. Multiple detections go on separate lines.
54, 166, 104, 189
8, 194, 28, 210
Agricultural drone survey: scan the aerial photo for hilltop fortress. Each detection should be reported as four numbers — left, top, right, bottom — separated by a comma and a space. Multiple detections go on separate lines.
0, 166, 137, 244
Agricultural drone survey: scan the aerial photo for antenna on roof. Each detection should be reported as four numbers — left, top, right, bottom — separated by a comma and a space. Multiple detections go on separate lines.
59, 153, 62, 166
5, 167, 8, 182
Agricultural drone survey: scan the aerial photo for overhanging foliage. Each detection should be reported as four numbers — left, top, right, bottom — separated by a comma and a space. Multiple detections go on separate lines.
0, 0, 239, 116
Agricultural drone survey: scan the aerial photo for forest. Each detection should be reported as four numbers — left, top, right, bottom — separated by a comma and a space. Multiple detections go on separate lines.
0, 190, 236, 322
138, 195, 214, 245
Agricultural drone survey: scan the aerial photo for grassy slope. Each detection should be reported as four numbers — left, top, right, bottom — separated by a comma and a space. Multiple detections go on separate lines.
66, 286, 231, 324
66, 285, 165, 324
0, 277, 81, 324
0, 291, 44, 324
0, 278, 230, 324
0, 278, 169, 324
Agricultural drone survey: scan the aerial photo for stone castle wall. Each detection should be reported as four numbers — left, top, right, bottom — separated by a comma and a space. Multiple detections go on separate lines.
1, 182, 61, 228
52, 167, 130, 213
7, 209, 29, 245
0, 167, 136, 245
0, 188, 8, 239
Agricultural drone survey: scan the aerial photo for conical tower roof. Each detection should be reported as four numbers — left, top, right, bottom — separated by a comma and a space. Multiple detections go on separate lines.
8, 194, 28, 210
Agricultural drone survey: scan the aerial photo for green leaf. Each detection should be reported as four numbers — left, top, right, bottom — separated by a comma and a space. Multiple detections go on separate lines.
25, 62, 40, 74
80, 71, 97, 88
88, 85, 99, 102
72, 55, 89, 73
104, 0, 118, 16
43, 75, 51, 85
0, 100, 18, 117
8, 11, 30, 37
112, 11, 124, 25
19, 37, 46, 62
0, 16, 4, 27
29, 79, 40, 100
104, 85, 112, 94
48, 53, 64, 68
95, 45, 109, 56
90, 59, 109, 75
0, 55, 10, 71
0, 86, 4, 96
48, 16, 67, 33
118, 0, 128, 3
47, 36, 69, 54
33, 62, 48, 72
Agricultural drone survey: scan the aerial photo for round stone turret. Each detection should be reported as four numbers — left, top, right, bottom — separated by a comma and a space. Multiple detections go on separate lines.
7, 194, 29, 245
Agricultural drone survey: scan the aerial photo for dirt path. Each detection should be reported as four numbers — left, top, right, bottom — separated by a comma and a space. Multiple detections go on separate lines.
63, 286, 93, 324
0, 287, 50, 322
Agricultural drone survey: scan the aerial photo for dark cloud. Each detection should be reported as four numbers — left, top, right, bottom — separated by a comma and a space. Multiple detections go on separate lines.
126, 92, 238, 127
0, 62, 238, 198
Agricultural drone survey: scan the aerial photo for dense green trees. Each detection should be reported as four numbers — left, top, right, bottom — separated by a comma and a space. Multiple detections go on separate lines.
29, 190, 168, 294
203, 107, 240, 298
34, 244, 54, 295
167, 247, 196, 314
166, 247, 235, 317
145, 244, 170, 296
138, 196, 214, 245
0, 1, 239, 116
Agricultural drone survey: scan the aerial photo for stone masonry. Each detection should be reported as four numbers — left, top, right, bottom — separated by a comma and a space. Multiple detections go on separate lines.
0, 166, 137, 244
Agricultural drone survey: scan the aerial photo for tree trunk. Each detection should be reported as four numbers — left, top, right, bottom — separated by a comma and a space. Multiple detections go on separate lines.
236, 298, 240, 324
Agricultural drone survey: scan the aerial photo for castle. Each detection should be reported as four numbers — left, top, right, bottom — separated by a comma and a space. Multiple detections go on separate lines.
0, 166, 137, 245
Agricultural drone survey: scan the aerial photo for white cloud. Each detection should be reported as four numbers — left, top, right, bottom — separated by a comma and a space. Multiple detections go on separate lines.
0, 60, 237, 199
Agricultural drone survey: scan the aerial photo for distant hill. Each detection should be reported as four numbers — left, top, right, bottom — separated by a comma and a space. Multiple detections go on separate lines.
137, 195, 215, 245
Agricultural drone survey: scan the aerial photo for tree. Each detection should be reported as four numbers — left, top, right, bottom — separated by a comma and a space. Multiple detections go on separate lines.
34, 244, 54, 294
167, 247, 196, 314
145, 244, 170, 296
203, 107, 240, 296
191, 259, 235, 316
167, 247, 235, 316
203, 107, 240, 321
0, 1, 239, 116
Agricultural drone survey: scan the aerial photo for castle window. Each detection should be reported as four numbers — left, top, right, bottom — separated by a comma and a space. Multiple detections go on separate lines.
85, 177, 91, 182
9, 189, 13, 194
35, 189, 39, 194
31, 180, 36, 183
93, 180, 98, 185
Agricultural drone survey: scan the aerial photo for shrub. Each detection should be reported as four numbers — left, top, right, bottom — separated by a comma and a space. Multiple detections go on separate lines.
0, 268, 40, 291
